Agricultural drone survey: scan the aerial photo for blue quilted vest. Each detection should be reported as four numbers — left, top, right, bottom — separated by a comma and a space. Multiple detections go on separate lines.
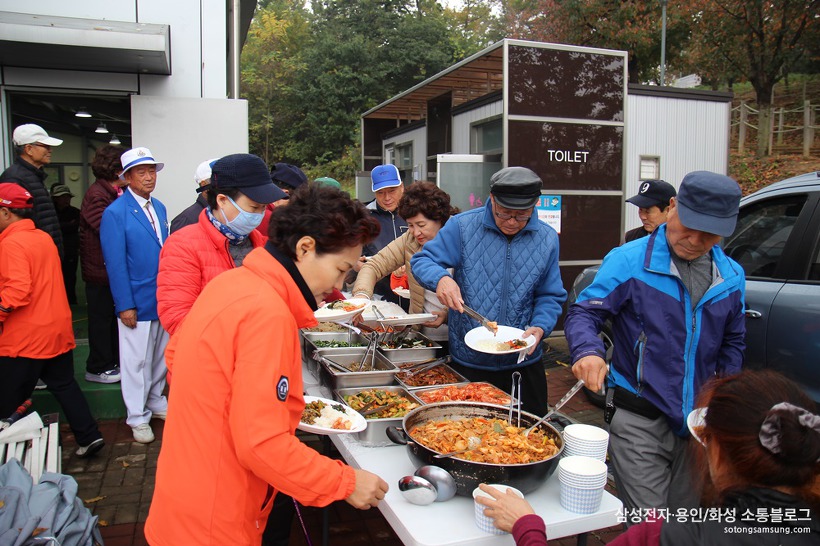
448, 205, 558, 370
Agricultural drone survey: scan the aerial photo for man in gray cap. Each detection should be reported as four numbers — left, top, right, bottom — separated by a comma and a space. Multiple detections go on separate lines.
565, 170, 746, 522
412, 167, 566, 415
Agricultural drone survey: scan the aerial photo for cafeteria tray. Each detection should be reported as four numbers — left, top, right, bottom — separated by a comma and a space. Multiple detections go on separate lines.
319, 351, 399, 390
334, 386, 423, 447
394, 361, 469, 391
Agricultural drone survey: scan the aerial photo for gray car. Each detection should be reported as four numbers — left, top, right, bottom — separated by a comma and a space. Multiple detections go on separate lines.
567, 171, 820, 405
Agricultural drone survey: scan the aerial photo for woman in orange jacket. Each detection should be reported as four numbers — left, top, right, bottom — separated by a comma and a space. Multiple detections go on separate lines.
145, 184, 388, 545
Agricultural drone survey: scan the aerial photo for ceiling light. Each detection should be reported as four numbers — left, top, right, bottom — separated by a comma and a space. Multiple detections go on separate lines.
95, 123, 109, 134
109, 134, 121, 145
75, 108, 91, 118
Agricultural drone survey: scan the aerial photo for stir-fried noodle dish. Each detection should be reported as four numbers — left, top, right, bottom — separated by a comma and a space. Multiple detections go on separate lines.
408, 417, 559, 464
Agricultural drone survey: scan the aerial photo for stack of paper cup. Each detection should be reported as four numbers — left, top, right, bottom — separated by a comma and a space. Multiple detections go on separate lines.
472, 484, 524, 534
562, 424, 609, 461
558, 456, 608, 514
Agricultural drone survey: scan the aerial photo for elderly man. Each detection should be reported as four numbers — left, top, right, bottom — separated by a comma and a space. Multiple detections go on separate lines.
411, 167, 566, 415
350, 164, 408, 307
170, 158, 218, 233
101, 147, 170, 444
624, 179, 676, 243
565, 171, 746, 520
0, 124, 64, 256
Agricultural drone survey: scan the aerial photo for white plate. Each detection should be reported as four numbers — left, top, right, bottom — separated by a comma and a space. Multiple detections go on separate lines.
686, 407, 708, 445
464, 325, 536, 355
314, 298, 371, 323
298, 396, 368, 435
393, 287, 411, 299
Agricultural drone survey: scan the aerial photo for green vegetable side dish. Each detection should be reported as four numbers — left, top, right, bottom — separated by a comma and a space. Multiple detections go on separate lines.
343, 389, 420, 420
312, 340, 364, 348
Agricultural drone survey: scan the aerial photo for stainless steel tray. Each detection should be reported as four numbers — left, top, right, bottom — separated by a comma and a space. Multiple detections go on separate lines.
334, 386, 422, 447
412, 382, 520, 407
319, 351, 399, 390
394, 362, 470, 391
377, 331, 442, 363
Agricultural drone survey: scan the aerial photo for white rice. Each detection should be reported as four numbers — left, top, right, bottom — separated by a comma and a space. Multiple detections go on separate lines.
313, 405, 354, 429
475, 339, 505, 352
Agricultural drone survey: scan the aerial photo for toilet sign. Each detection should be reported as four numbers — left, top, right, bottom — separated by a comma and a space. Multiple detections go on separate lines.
536, 195, 561, 234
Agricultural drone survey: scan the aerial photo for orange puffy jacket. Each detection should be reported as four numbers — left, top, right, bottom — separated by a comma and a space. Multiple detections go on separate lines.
0, 219, 74, 358
145, 247, 356, 545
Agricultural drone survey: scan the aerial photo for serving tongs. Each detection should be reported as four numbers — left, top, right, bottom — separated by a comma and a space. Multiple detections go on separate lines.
508, 371, 522, 428
462, 304, 498, 336
312, 351, 353, 374
401, 355, 452, 379
356, 332, 381, 372
359, 401, 400, 417
523, 379, 586, 437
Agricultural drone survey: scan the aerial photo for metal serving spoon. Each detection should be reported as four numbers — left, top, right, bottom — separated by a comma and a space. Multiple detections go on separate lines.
523, 379, 585, 437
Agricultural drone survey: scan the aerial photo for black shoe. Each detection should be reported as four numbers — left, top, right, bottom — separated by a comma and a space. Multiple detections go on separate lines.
76, 438, 105, 458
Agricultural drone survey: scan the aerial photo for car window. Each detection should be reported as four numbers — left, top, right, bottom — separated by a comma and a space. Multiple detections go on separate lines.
723, 196, 806, 278
810, 237, 820, 281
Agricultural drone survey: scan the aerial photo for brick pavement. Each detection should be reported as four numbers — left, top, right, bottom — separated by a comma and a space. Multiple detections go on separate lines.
56, 340, 624, 546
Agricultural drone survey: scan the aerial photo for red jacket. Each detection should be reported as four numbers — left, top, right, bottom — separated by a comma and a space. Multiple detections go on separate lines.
145, 247, 356, 545
0, 219, 75, 358
157, 209, 266, 336
79, 178, 120, 285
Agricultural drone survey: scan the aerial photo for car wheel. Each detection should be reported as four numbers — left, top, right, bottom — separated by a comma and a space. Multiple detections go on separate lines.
582, 322, 613, 408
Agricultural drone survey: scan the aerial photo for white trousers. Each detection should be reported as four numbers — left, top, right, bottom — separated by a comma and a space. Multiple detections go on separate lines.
118, 319, 169, 427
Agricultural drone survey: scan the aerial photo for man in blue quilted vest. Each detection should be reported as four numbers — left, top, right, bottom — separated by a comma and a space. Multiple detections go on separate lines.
411, 167, 566, 415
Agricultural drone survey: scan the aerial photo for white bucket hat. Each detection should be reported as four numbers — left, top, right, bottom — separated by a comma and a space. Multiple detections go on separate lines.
120, 147, 165, 179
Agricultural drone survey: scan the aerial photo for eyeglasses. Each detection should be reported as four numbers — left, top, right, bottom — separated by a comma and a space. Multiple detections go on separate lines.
493, 209, 531, 223
28, 143, 52, 151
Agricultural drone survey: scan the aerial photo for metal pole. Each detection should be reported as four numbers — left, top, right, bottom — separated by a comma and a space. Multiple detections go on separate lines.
229, 0, 241, 99
660, 0, 668, 85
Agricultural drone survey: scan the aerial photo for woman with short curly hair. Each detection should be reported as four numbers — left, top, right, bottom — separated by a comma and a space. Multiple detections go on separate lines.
353, 181, 459, 346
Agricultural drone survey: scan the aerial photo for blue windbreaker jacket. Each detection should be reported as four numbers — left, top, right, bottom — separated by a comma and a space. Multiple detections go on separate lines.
411, 201, 566, 371
565, 225, 746, 436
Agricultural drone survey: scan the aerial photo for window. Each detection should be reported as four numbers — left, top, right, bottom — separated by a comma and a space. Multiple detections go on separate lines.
395, 142, 413, 170
723, 196, 806, 278
471, 118, 502, 154
639, 156, 660, 180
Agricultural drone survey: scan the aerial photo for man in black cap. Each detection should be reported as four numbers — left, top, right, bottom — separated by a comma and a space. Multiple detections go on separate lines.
412, 167, 567, 415
565, 170, 746, 522
624, 179, 677, 243
270, 162, 307, 197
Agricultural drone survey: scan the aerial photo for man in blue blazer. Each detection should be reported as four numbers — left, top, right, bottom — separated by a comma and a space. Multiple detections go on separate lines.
101, 147, 169, 444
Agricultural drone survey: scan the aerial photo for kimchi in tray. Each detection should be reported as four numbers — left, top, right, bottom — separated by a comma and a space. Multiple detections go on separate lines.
413, 382, 518, 406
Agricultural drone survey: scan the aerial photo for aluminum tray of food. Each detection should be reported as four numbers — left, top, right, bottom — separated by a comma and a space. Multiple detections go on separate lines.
394, 360, 470, 391
412, 382, 520, 406
318, 351, 399, 390
305, 345, 366, 381
302, 331, 367, 359
376, 331, 442, 363
334, 386, 423, 446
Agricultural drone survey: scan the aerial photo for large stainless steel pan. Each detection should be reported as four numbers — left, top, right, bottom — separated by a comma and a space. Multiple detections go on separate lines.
386, 402, 563, 496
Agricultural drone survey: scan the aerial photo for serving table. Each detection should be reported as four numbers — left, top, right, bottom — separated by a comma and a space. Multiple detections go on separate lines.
302, 364, 623, 546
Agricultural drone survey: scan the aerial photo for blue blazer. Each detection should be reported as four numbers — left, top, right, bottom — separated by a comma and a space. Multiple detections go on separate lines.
100, 190, 168, 321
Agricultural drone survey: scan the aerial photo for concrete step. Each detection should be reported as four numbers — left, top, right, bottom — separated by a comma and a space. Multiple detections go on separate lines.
32, 343, 126, 421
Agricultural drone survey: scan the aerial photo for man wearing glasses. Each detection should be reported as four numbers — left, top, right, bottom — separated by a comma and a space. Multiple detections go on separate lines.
412, 167, 566, 415
0, 124, 64, 256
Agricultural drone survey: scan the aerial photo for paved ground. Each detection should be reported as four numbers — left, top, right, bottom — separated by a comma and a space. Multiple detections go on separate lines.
56, 339, 625, 545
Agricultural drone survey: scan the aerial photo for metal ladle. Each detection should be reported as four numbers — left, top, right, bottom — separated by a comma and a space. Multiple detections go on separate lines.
433, 435, 482, 459
523, 379, 586, 437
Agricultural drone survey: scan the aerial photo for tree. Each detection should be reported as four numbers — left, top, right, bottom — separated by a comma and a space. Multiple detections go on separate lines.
500, 0, 692, 84
687, 0, 818, 156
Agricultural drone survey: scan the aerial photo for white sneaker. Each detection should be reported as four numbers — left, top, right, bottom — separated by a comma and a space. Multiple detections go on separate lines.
132, 423, 155, 444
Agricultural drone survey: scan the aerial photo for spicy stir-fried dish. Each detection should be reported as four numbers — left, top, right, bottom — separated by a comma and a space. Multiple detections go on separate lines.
408, 417, 559, 464
417, 383, 512, 405
343, 389, 420, 419
397, 363, 463, 387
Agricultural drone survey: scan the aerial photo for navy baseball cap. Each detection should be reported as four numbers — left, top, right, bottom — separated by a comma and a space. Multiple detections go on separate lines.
205, 154, 285, 204
271, 163, 308, 191
627, 180, 676, 209
675, 171, 741, 237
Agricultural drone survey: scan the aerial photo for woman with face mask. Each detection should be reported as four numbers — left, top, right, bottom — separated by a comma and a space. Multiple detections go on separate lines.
157, 153, 286, 339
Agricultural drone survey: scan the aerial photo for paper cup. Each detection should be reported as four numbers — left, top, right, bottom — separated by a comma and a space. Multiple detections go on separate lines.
472, 484, 524, 535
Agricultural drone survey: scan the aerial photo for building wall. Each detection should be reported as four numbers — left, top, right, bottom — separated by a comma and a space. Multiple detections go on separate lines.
452, 101, 503, 154
384, 125, 427, 181
0, 0, 227, 98
624, 93, 730, 232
